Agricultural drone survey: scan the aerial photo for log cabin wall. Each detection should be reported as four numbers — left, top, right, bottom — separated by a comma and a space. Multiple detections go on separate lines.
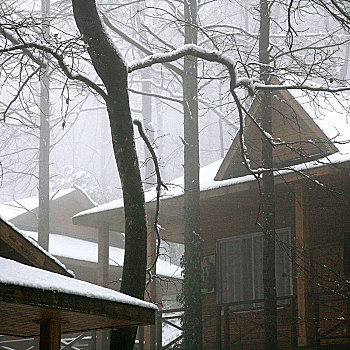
200, 172, 350, 349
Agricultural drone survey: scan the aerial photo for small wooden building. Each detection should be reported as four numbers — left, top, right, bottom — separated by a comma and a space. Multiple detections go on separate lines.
0, 217, 156, 350
74, 88, 350, 349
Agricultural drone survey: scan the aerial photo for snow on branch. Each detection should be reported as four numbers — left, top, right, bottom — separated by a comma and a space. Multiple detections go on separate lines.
128, 44, 350, 95
128, 43, 238, 88
252, 82, 350, 93
0, 26, 46, 68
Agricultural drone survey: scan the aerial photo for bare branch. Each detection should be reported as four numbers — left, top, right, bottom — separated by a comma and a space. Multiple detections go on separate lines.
0, 42, 109, 101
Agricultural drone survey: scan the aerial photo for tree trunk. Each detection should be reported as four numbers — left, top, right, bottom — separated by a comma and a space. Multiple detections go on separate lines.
71, 1, 147, 349
259, 0, 277, 349
38, 0, 50, 251
182, 0, 202, 348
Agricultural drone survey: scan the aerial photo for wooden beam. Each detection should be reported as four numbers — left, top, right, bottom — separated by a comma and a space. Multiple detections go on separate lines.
295, 183, 315, 347
39, 319, 61, 350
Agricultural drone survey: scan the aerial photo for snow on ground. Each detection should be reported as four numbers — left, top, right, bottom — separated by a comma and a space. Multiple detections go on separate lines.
23, 231, 182, 279
0, 257, 157, 310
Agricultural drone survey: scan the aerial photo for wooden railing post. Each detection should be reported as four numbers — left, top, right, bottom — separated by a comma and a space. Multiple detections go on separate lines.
216, 305, 222, 350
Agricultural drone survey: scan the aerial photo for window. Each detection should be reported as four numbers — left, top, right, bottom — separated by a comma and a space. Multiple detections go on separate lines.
217, 228, 292, 306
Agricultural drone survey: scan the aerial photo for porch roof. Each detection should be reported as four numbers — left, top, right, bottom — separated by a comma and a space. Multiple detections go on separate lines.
0, 257, 156, 337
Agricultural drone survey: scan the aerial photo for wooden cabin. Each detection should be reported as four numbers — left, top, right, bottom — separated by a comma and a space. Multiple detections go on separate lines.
74, 88, 350, 349
0, 217, 156, 350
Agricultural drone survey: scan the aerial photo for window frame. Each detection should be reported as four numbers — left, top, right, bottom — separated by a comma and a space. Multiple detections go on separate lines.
216, 227, 293, 306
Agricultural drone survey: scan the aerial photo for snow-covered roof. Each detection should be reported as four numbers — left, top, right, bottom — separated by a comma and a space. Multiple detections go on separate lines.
73, 90, 350, 218
0, 256, 157, 310
23, 231, 182, 279
0, 216, 74, 277
289, 89, 350, 152
0, 188, 76, 221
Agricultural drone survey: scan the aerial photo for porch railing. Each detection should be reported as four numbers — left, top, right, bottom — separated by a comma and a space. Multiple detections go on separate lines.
313, 292, 350, 347
215, 295, 297, 349
156, 307, 184, 350
0, 332, 94, 350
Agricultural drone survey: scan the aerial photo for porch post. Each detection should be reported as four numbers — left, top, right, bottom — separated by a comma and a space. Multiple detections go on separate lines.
39, 319, 61, 350
145, 225, 157, 350
98, 223, 109, 286
97, 223, 109, 349
295, 183, 315, 347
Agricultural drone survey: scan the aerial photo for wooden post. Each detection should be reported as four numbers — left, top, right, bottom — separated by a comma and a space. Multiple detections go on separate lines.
98, 223, 109, 287
156, 309, 162, 350
39, 319, 61, 350
295, 183, 315, 346
145, 225, 157, 350
139, 326, 145, 350
97, 223, 109, 349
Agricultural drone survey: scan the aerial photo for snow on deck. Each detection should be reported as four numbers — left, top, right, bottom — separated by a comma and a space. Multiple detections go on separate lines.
74, 90, 350, 219
0, 257, 157, 310
23, 231, 182, 279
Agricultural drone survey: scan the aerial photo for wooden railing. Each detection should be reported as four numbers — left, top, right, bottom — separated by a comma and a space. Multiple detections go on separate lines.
156, 307, 184, 350
0, 332, 95, 350
215, 295, 297, 349
313, 292, 350, 347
